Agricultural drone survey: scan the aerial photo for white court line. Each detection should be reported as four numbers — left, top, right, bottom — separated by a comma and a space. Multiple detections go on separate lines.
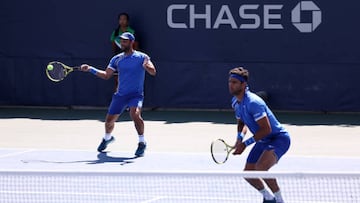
140, 196, 165, 203
0, 190, 138, 197
0, 149, 36, 159
138, 195, 336, 203
0, 191, 340, 203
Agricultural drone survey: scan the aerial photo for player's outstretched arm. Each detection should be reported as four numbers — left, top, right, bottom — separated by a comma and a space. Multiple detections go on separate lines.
80, 64, 114, 80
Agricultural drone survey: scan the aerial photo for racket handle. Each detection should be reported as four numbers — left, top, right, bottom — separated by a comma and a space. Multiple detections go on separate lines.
73, 66, 81, 70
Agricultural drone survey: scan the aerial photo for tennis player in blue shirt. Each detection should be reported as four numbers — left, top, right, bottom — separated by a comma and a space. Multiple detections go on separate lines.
81, 32, 156, 157
229, 67, 290, 203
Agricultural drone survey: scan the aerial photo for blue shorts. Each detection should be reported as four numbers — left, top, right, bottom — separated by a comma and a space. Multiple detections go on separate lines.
108, 93, 144, 115
247, 132, 291, 164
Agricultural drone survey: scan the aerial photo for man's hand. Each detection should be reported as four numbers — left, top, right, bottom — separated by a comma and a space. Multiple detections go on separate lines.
142, 58, 156, 76
233, 139, 246, 155
142, 58, 149, 68
80, 64, 90, 72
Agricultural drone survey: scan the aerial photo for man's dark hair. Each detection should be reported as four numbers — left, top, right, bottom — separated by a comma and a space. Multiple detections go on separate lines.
229, 67, 249, 82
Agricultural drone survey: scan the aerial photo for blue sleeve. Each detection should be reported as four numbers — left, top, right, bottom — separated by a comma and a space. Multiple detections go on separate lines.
231, 97, 237, 109
231, 97, 241, 119
248, 101, 267, 121
107, 55, 119, 71
142, 53, 151, 64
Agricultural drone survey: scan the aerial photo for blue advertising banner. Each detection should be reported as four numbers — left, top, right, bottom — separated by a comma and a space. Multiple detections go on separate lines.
0, 0, 359, 111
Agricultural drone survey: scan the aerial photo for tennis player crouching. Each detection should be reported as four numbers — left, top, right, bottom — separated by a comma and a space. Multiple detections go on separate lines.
229, 67, 290, 203
80, 32, 156, 157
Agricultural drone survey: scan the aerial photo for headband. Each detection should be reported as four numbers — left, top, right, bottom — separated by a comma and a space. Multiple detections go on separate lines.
229, 74, 246, 82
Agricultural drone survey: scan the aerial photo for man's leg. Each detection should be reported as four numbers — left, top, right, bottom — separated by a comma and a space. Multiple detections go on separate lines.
129, 107, 146, 157
244, 162, 276, 202
256, 150, 284, 203
244, 146, 279, 203
97, 91, 123, 152
97, 114, 119, 152
260, 135, 290, 203
129, 107, 144, 135
256, 150, 280, 191
105, 114, 120, 134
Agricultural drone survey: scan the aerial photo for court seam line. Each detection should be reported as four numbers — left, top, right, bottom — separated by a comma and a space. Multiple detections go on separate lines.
0, 149, 36, 159
140, 196, 165, 203
0, 190, 267, 202
1, 148, 359, 159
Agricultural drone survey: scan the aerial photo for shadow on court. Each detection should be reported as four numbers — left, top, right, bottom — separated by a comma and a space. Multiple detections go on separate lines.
0, 107, 359, 126
21, 152, 137, 166
88, 152, 138, 165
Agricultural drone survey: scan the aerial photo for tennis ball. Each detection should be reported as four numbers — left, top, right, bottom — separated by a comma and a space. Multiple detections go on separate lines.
47, 64, 54, 70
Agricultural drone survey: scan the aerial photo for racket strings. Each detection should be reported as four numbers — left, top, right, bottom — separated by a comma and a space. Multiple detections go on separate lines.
48, 63, 66, 80
211, 140, 229, 164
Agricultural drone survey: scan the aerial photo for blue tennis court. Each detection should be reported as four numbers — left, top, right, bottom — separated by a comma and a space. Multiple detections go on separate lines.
1, 108, 360, 202
1, 148, 360, 203
1, 148, 360, 172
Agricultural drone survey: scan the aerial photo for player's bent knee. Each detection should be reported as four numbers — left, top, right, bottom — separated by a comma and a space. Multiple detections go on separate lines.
254, 163, 270, 171
244, 163, 256, 171
130, 111, 142, 121
105, 121, 114, 127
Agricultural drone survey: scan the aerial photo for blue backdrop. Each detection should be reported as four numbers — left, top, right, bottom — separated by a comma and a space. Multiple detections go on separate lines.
1, 0, 359, 111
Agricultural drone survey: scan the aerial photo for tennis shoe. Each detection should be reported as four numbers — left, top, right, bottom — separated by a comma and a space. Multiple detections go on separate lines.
135, 142, 146, 157
263, 198, 276, 203
97, 136, 115, 152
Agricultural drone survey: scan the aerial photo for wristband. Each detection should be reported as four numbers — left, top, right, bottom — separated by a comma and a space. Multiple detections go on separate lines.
237, 132, 245, 140
89, 67, 98, 75
244, 137, 255, 146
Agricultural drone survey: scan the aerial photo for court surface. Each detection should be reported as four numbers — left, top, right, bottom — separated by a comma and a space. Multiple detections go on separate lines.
0, 107, 360, 202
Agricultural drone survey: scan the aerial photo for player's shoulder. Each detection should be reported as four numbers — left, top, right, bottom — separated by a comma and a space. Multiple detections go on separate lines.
247, 91, 264, 103
112, 52, 126, 59
245, 91, 266, 109
109, 53, 126, 64
133, 50, 149, 58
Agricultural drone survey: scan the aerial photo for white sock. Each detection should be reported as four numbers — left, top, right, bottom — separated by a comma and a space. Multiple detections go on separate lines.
138, 135, 145, 143
104, 133, 112, 141
274, 190, 284, 203
259, 188, 274, 200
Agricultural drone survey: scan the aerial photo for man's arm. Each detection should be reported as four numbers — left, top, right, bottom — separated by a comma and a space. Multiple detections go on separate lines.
80, 64, 114, 80
252, 116, 272, 141
234, 119, 247, 155
143, 59, 156, 76
233, 116, 272, 155
237, 119, 247, 139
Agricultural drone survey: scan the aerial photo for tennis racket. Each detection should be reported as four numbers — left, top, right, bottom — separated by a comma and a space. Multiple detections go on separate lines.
210, 139, 235, 164
46, 61, 80, 82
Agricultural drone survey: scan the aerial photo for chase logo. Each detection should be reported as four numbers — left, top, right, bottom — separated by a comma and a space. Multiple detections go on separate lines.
167, 1, 322, 33
292, 1, 321, 33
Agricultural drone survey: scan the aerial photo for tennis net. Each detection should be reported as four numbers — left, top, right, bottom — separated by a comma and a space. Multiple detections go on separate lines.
0, 170, 359, 203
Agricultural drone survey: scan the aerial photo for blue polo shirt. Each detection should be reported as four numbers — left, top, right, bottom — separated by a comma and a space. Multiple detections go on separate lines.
108, 51, 150, 96
232, 90, 288, 141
